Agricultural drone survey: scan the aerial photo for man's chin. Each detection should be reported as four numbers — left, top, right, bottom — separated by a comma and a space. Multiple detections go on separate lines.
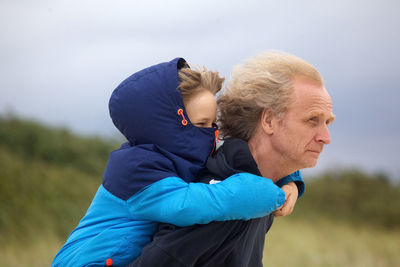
301, 158, 318, 169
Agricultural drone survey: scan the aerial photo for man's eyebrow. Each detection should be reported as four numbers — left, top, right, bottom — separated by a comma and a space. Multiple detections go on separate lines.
326, 114, 335, 125
306, 112, 335, 123
306, 111, 326, 117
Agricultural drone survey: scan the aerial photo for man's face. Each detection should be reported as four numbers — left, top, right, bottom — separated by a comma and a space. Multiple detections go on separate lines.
270, 77, 335, 169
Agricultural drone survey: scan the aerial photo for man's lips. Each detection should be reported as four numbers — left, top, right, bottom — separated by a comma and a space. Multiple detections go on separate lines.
307, 149, 322, 154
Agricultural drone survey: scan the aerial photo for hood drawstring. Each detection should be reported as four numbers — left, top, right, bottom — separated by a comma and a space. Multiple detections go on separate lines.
177, 109, 188, 126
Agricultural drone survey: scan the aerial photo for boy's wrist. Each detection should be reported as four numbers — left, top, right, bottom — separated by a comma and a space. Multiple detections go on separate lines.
275, 170, 305, 198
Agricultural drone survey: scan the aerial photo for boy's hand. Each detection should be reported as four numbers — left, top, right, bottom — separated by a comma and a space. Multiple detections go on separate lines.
273, 182, 298, 217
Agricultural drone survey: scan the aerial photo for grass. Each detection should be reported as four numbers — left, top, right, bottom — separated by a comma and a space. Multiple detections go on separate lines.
263, 218, 400, 267
0, 218, 398, 266
0, 232, 63, 267
1, 116, 399, 266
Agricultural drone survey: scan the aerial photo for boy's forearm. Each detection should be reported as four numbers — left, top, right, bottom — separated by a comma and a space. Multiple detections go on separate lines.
127, 173, 285, 227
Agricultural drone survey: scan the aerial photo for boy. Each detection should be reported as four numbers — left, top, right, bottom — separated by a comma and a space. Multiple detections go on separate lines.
52, 58, 301, 266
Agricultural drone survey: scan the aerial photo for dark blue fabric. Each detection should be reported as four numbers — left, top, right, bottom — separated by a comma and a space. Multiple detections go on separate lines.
104, 58, 217, 200
129, 139, 305, 267
129, 138, 274, 267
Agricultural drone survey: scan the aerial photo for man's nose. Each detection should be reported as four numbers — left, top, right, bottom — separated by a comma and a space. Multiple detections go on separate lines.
316, 125, 331, 145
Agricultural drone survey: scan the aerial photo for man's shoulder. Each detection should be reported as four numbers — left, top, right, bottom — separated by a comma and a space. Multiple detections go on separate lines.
196, 138, 260, 183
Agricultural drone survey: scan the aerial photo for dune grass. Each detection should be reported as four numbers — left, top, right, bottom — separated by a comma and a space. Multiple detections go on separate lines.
0, 232, 62, 267
263, 218, 400, 267
0, 218, 398, 267
1, 116, 399, 266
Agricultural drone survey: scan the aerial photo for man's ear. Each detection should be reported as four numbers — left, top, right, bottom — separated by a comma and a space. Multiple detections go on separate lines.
260, 109, 274, 135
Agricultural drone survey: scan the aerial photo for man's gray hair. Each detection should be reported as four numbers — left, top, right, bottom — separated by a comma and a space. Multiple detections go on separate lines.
218, 51, 323, 141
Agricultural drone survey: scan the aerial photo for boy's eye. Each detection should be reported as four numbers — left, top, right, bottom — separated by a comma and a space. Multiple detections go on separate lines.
194, 122, 206, 127
194, 121, 214, 128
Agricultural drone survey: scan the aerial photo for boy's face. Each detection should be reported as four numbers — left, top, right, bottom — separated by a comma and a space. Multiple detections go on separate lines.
184, 89, 217, 128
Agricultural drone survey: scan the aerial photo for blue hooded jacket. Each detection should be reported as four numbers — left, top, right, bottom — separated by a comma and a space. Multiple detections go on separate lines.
104, 57, 218, 200
52, 58, 300, 267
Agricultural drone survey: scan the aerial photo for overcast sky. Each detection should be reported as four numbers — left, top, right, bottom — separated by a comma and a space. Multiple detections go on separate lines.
1, 0, 399, 180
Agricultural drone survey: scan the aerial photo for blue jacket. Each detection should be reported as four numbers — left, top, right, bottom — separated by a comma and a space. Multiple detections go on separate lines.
131, 139, 304, 267
52, 58, 301, 267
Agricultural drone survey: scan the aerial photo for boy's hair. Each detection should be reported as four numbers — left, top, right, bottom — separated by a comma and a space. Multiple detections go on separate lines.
178, 67, 225, 103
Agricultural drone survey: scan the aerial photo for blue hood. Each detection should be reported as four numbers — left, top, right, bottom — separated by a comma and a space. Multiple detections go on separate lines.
103, 58, 218, 200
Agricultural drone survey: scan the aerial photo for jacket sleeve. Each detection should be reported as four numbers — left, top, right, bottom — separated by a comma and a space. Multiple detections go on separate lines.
127, 173, 285, 227
275, 170, 305, 198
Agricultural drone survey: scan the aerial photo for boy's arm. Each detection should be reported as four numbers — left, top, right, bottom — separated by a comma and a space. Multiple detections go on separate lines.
273, 171, 304, 217
128, 173, 285, 227
273, 182, 298, 217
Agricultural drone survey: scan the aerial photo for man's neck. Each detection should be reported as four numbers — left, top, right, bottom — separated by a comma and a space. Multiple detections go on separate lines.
247, 132, 296, 182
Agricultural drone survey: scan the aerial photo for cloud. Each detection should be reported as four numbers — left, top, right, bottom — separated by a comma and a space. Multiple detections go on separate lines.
1, 0, 399, 178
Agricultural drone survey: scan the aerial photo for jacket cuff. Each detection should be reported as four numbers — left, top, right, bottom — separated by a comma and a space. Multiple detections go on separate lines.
275, 170, 305, 198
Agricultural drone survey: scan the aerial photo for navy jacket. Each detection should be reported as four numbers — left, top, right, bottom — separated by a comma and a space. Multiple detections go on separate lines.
131, 139, 304, 267
52, 59, 291, 267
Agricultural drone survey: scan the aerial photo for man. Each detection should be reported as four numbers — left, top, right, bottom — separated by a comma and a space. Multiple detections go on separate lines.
130, 51, 334, 266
